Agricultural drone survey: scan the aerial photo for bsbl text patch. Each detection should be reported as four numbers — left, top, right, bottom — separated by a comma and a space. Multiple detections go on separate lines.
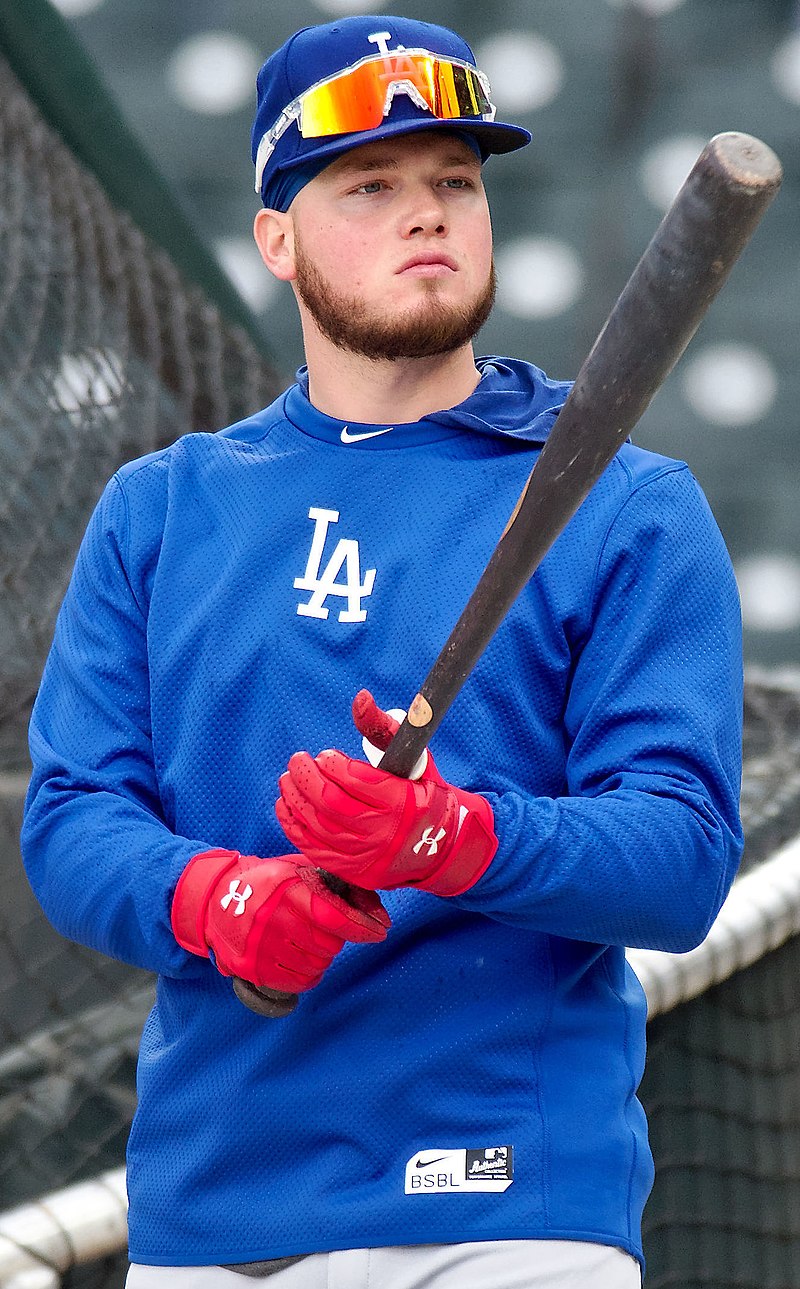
405, 1146, 514, 1194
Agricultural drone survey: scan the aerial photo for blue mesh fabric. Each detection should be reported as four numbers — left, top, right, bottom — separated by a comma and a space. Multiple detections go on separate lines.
22, 357, 742, 1268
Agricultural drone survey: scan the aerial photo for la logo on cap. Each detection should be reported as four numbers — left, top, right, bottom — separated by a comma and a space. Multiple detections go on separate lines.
367, 32, 403, 57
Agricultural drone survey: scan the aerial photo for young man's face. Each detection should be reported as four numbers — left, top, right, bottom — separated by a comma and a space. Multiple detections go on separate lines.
286, 130, 495, 361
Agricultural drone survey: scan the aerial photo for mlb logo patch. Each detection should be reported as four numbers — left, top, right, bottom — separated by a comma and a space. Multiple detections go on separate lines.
465, 1146, 514, 1182
405, 1146, 514, 1193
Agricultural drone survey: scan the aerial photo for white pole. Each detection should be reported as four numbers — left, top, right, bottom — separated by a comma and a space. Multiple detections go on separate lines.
628, 831, 800, 1017
0, 1168, 127, 1286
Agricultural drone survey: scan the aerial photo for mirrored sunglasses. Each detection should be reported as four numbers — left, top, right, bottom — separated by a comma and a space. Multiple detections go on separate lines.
255, 48, 496, 192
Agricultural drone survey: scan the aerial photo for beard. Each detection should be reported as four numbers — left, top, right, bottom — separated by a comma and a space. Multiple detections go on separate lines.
294, 245, 496, 362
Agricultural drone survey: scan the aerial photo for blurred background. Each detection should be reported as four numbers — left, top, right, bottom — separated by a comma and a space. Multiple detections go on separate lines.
49, 0, 800, 667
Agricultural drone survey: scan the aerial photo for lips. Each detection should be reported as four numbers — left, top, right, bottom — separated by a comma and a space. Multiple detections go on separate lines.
397, 252, 458, 274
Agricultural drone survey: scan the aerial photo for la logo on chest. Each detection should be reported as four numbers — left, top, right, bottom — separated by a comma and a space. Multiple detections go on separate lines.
294, 507, 376, 623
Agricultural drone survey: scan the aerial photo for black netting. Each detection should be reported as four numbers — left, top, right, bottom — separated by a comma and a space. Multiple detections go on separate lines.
2, 22, 800, 1289
739, 676, 800, 873
63, 1261, 128, 1289
641, 932, 800, 1289
0, 45, 280, 1284
0, 50, 282, 772
635, 674, 800, 1287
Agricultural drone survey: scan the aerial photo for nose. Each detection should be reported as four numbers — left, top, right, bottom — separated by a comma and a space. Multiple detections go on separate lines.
400, 183, 448, 238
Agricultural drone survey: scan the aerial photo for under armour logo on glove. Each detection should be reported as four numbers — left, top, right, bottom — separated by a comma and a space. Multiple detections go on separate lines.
171, 849, 390, 996
220, 879, 253, 916
276, 690, 499, 897
413, 827, 446, 856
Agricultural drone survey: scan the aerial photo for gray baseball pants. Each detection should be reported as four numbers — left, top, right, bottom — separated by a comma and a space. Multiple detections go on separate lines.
127, 1240, 641, 1287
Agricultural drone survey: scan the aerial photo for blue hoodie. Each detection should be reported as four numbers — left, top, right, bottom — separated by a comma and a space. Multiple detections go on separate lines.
22, 357, 743, 1268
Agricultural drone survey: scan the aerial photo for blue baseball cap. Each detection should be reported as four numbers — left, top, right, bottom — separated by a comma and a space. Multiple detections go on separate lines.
251, 15, 531, 208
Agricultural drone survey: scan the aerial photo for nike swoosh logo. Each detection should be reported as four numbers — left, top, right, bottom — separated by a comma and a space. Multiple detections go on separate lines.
340, 425, 393, 444
415, 1154, 451, 1169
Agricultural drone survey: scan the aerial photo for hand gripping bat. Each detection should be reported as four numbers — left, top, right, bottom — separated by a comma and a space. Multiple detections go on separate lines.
235, 131, 781, 1018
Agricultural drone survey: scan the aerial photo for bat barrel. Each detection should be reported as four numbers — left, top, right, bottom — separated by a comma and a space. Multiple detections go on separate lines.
704, 131, 783, 195
582, 132, 782, 436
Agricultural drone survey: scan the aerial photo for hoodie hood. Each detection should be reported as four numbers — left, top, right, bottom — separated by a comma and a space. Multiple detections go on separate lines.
288, 357, 572, 449
428, 356, 571, 444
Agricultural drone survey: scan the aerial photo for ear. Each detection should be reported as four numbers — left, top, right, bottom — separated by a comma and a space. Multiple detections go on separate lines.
253, 208, 296, 282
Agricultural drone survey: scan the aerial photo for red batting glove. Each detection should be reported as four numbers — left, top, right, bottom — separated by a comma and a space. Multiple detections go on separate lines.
275, 691, 498, 897
171, 848, 390, 994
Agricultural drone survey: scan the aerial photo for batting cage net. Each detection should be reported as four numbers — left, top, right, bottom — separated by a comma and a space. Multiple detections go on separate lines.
1, 8, 800, 1289
0, 12, 280, 1284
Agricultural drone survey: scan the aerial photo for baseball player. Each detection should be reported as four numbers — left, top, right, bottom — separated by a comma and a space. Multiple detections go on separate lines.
21, 15, 744, 1288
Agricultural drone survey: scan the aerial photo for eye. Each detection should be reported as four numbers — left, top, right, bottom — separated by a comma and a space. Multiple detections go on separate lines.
353, 179, 386, 195
441, 176, 474, 190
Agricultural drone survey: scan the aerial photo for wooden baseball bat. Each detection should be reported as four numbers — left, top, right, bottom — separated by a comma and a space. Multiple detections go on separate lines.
237, 131, 781, 1018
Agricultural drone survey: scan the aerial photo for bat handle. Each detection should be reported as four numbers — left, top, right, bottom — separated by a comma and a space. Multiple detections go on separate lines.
232, 871, 361, 1018
232, 976, 299, 1018
233, 702, 426, 1017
